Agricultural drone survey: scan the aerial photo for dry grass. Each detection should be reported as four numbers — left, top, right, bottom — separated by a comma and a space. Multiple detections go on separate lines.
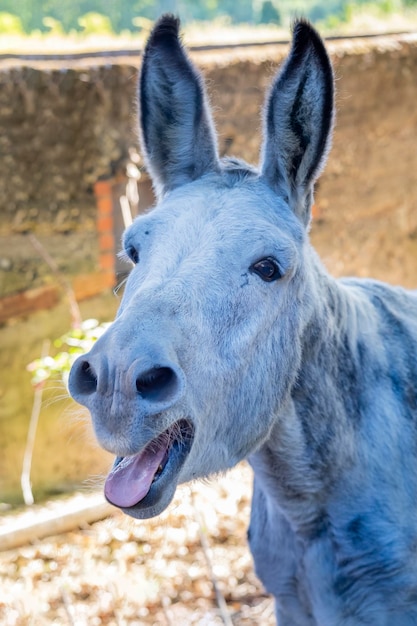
0, 463, 275, 626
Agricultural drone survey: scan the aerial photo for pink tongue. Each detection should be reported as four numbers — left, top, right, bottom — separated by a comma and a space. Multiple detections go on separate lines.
104, 443, 168, 508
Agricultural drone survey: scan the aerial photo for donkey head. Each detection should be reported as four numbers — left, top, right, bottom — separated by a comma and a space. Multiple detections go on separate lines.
69, 15, 334, 519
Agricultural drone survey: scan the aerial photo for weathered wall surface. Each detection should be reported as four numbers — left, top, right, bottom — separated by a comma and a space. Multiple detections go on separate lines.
314, 38, 417, 287
0, 63, 137, 227
0, 62, 139, 300
1, 34, 417, 503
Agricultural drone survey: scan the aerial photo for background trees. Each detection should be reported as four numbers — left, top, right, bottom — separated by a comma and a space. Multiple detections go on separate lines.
0, 0, 413, 35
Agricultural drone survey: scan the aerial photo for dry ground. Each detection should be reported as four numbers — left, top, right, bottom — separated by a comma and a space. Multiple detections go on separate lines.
0, 464, 275, 625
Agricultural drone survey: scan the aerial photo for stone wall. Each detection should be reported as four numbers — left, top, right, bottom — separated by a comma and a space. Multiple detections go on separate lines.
0, 62, 138, 306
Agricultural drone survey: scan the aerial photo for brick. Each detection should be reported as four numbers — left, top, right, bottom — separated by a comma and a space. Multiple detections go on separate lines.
0, 286, 59, 323
96, 196, 113, 216
97, 215, 113, 234
94, 180, 113, 198
72, 271, 115, 300
99, 252, 115, 271
99, 233, 114, 252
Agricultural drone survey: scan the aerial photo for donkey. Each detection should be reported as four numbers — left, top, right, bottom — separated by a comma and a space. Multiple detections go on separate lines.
69, 14, 417, 625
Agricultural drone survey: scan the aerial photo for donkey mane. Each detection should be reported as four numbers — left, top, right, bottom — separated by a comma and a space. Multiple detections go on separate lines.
69, 14, 417, 626
220, 157, 259, 185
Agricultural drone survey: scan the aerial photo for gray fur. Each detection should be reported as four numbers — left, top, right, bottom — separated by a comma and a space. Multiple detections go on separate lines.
69, 15, 417, 625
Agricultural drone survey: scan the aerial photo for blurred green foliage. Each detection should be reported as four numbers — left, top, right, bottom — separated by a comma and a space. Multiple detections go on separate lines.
27, 319, 111, 387
259, 1, 282, 24
0, 11, 24, 33
0, 0, 412, 35
78, 11, 114, 34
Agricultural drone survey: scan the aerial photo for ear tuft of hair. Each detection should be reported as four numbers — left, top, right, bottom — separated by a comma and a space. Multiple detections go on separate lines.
145, 13, 181, 50
291, 18, 333, 73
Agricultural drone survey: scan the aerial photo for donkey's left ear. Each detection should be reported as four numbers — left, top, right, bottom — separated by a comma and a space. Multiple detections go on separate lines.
139, 14, 219, 199
261, 20, 334, 226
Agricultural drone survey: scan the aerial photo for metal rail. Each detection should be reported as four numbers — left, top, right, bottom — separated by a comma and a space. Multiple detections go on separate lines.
0, 30, 414, 62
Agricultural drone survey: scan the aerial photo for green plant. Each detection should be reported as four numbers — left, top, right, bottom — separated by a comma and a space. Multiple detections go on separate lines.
23, 319, 109, 505
0, 12, 24, 35
42, 16, 65, 35
259, 0, 282, 24
27, 318, 111, 388
78, 12, 114, 36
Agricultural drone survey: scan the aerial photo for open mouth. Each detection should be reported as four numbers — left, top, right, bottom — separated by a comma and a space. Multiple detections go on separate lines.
104, 419, 194, 515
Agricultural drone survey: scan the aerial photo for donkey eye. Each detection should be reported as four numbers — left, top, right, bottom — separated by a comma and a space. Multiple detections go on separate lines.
250, 257, 282, 282
126, 245, 139, 264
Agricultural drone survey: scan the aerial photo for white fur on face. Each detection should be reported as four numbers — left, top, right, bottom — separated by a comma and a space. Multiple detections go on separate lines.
113, 174, 308, 480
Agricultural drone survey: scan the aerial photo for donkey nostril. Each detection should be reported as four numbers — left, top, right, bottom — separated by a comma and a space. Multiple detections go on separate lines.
136, 366, 177, 403
77, 360, 98, 395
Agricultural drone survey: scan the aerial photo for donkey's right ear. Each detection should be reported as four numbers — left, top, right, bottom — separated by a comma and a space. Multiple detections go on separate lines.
139, 14, 219, 199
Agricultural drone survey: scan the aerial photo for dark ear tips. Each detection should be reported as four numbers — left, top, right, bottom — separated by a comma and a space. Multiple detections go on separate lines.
290, 19, 332, 70
146, 14, 181, 50
292, 18, 317, 40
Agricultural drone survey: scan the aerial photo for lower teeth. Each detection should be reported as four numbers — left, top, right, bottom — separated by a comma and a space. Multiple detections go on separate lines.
152, 465, 164, 483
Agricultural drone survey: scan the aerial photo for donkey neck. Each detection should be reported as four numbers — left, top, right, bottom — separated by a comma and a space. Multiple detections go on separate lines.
250, 257, 368, 531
